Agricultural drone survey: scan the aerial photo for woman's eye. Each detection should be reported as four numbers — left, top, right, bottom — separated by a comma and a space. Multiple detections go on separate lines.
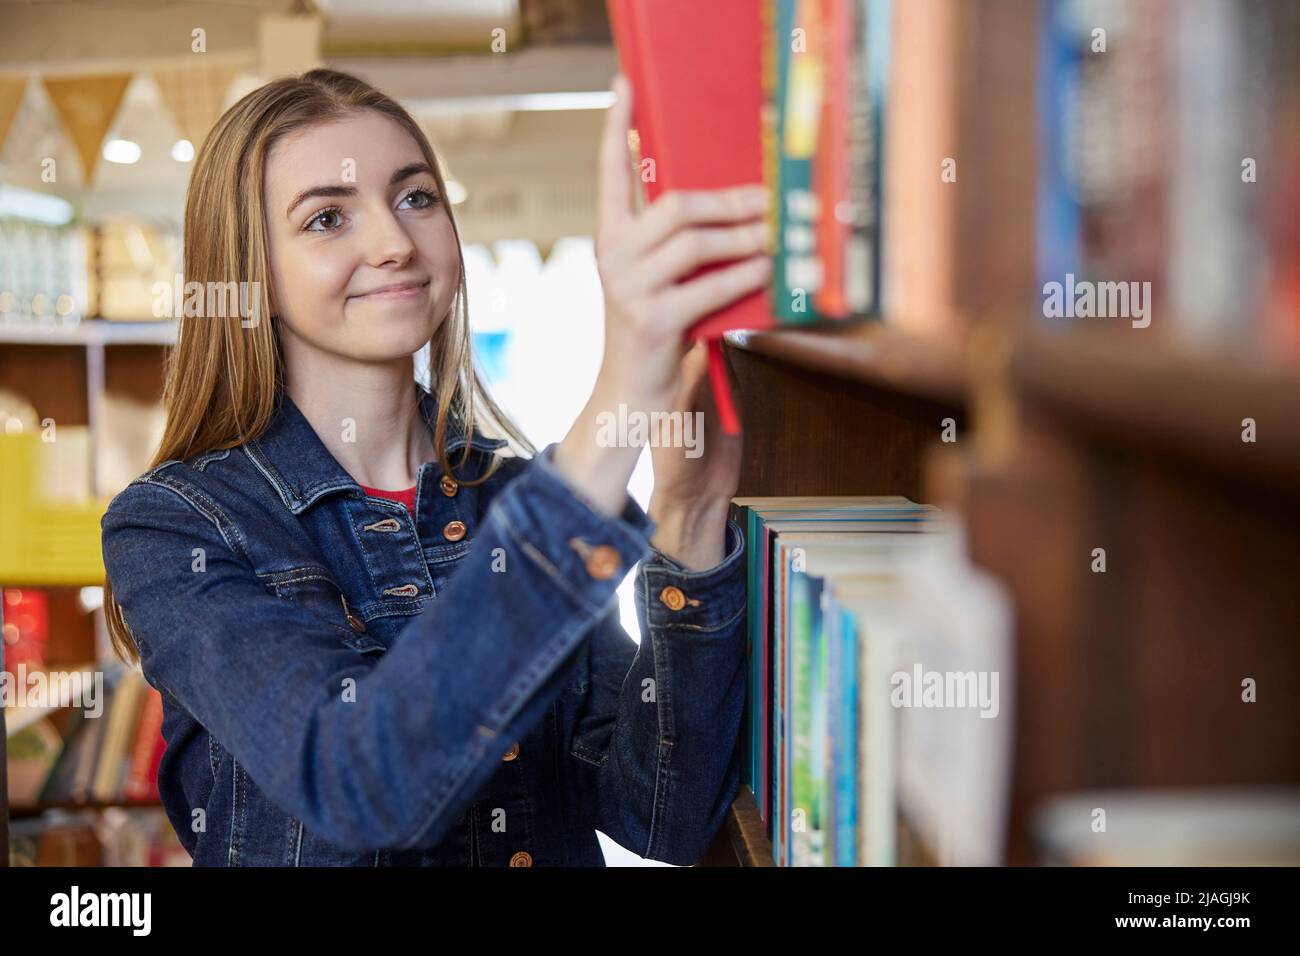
400, 188, 439, 210
305, 207, 343, 232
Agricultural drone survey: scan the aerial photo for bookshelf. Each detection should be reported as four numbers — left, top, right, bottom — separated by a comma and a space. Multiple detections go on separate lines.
687, 0, 1300, 866
701, 322, 1300, 866
1, 320, 171, 866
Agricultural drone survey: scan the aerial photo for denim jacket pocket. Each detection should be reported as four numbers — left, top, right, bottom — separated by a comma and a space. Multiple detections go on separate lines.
263, 567, 387, 655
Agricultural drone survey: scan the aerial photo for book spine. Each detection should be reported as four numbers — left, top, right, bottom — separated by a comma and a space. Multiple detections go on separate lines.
1035, 0, 1083, 322
862, 0, 891, 317
776, 540, 790, 864
839, 605, 859, 865
822, 586, 840, 865
761, 0, 780, 337
774, 0, 828, 322
124, 686, 164, 801
730, 502, 755, 806
813, 0, 850, 318
808, 572, 827, 865
1268, 0, 1300, 360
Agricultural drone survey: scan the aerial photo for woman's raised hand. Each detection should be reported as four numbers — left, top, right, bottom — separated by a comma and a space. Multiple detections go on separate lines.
553, 74, 768, 516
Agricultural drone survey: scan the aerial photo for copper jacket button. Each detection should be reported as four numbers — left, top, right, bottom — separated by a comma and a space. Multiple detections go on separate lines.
659, 586, 687, 611
584, 545, 620, 580
439, 475, 458, 497
501, 741, 519, 762
442, 520, 467, 542
509, 851, 532, 867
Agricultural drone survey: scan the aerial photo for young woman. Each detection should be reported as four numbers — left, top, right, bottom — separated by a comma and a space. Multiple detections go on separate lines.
100, 69, 771, 866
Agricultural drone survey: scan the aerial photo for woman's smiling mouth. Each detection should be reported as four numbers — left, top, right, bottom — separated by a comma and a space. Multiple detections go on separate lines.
349, 278, 430, 300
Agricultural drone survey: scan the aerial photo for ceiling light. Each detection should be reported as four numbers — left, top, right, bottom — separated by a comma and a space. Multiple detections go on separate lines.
102, 139, 142, 164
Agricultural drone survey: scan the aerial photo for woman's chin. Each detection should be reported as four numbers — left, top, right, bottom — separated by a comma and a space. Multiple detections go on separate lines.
342, 310, 443, 353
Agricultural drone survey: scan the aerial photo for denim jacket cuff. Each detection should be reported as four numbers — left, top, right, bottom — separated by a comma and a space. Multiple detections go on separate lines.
637, 518, 746, 633
494, 443, 655, 614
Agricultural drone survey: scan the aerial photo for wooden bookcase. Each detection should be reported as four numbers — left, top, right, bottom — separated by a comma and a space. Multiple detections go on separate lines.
690, 0, 1298, 866
0, 321, 172, 866
699, 321, 1300, 867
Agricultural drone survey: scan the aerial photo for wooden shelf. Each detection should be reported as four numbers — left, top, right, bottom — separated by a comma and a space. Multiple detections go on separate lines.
725, 324, 969, 407
0, 318, 176, 346
8, 798, 163, 819
1013, 330, 1300, 496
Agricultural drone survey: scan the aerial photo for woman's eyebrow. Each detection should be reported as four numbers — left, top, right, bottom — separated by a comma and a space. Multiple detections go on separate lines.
286, 184, 355, 219
390, 162, 434, 185
285, 163, 435, 219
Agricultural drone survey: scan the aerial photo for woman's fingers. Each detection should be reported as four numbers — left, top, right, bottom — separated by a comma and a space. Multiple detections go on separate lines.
624, 219, 769, 297
596, 74, 638, 243
658, 254, 772, 334
621, 185, 768, 262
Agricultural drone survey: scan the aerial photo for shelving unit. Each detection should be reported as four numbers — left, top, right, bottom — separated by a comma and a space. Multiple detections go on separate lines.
699, 322, 1300, 867
1, 318, 173, 866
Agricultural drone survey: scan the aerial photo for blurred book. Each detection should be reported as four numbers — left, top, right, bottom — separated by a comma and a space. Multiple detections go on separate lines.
1037, 0, 1299, 359
6, 716, 63, 805
731, 495, 1013, 866
1033, 788, 1300, 865
97, 389, 165, 496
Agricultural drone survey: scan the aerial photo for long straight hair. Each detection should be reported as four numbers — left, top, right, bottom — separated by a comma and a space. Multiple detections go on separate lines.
104, 68, 534, 664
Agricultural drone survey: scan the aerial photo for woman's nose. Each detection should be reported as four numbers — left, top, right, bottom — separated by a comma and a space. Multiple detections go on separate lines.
365, 206, 417, 268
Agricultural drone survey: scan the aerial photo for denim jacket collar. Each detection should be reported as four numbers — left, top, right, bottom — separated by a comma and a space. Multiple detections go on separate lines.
244, 383, 508, 515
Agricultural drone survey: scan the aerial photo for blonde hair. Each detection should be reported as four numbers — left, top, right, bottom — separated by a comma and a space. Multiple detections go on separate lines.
105, 68, 534, 664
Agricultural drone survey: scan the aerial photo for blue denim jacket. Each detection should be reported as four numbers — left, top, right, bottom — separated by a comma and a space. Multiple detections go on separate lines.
100, 384, 747, 866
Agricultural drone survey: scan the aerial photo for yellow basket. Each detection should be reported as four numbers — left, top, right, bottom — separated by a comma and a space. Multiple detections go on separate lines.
0, 433, 109, 586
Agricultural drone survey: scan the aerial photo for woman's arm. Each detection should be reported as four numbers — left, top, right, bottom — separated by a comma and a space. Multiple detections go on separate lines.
561, 518, 748, 866
102, 443, 658, 854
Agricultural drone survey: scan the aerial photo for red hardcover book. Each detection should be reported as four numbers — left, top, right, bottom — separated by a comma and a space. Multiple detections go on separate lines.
123, 686, 164, 801
606, 0, 774, 433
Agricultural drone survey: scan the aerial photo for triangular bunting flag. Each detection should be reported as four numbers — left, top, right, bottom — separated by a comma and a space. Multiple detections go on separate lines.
41, 73, 132, 186
151, 63, 240, 154
0, 75, 30, 161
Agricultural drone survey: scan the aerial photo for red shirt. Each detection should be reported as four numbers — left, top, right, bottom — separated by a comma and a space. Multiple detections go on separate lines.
360, 484, 417, 517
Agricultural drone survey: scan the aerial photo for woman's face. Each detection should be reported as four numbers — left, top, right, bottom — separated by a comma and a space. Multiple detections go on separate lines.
262, 109, 460, 364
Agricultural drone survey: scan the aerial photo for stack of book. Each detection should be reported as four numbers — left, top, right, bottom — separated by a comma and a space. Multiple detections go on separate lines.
9, 663, 165, 809
1037, 0, 1300, 357
730, 496, 1014, 865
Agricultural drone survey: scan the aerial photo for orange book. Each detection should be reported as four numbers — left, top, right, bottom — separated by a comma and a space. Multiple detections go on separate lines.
883, 0, 961, 336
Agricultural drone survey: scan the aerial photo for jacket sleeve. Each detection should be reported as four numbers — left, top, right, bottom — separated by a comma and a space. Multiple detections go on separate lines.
102, 442, 657, 853
563, 514, 748, 866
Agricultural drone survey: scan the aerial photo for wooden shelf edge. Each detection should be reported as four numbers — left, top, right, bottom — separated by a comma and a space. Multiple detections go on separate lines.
723, 786, 774, 867
724, 325, 968, 407
1013, 330, 1300, 492
8, 798, 163, 819
0, 318, 177, 346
